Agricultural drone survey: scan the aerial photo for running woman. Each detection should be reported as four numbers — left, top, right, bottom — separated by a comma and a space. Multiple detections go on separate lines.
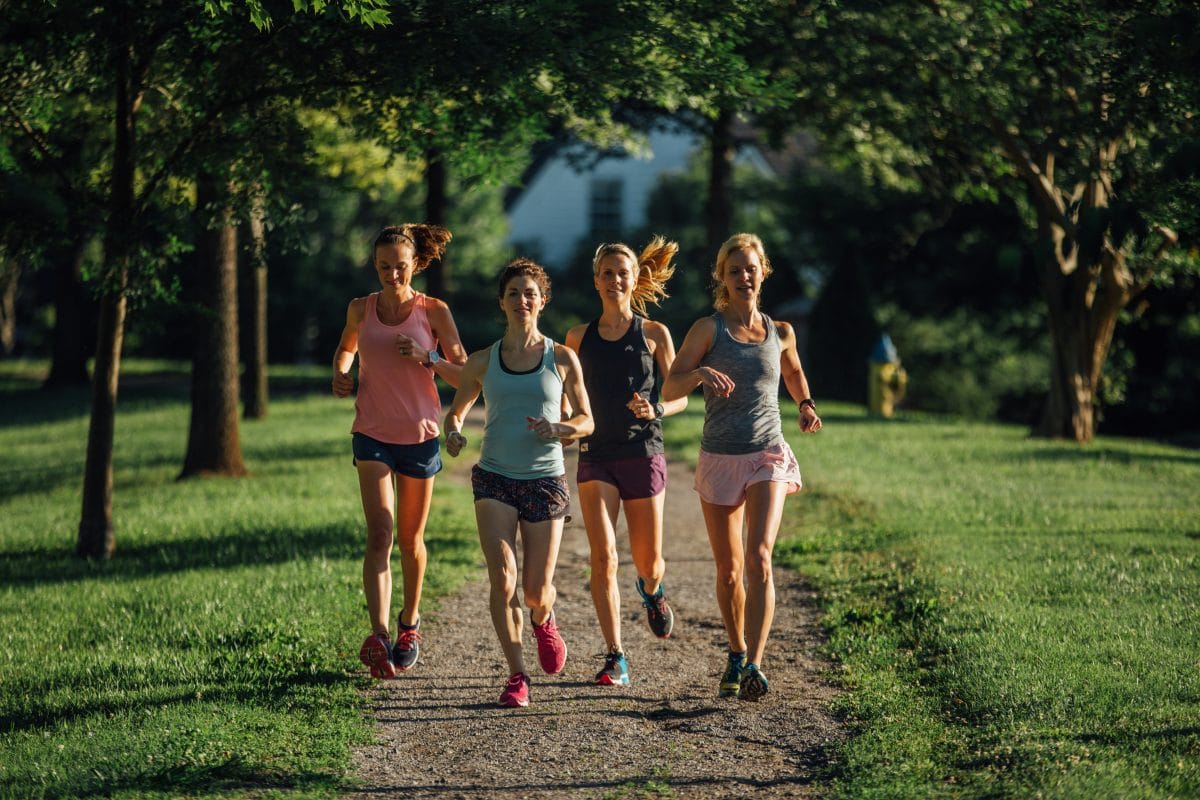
332, 224, 467, 679
443, 258, 594, 708
663, 232, 822, 701
564, 237, 688, 686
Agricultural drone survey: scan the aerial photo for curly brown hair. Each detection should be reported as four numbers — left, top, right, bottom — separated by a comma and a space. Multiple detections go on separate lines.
496, 257, 552, 303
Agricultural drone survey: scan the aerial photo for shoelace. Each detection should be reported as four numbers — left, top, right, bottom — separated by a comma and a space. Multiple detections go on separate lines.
395, 628, 422, 648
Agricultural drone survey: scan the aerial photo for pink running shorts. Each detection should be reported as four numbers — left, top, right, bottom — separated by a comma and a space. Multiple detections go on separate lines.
693, 442, 803, 506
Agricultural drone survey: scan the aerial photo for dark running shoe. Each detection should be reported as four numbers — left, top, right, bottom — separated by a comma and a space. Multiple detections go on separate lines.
393, 616, 421, 671
499, 672, 530, 707
739, 663, 769, 701
532, 611, 567, 674
719, 650, 746, 698
358, 632, 396, 680
594, 651, 630, 686
637, 577, 674, 639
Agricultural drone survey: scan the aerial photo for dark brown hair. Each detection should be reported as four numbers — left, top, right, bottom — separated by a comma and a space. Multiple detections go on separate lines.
372, 223, 452, 273
496, 257, 552, 303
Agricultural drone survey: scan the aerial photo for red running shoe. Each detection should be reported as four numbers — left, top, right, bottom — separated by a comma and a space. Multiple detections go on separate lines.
498, 672, 530, 707
358, 632, 396, 679
532, 611, 567, 674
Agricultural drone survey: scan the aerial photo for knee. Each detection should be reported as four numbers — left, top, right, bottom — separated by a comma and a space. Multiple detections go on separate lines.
395, 534, 427, 559
364, 524, 394, 557
714, 562, 743, 591
590, 545, 619, 583
746, 547, 773, 583
490, 563, 519, 598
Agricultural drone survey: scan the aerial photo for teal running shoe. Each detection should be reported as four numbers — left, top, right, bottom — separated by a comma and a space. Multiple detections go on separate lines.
719, 650, 746, 697
636, 577, 674, 638
739, 663, 769, 701
594, 651, 630, 686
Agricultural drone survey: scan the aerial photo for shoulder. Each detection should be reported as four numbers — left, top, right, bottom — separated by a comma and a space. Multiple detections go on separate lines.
642, 319, 674, 344
553, 341, 583, 370
564, 322, 589, 351
464, 345, 493, 371
686, 315, 718, 339
423, 294, 452, 314
773, 319, 796, 345
347, 295, 369, 321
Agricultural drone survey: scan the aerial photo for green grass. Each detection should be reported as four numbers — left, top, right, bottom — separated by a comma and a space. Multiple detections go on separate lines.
5, 362, 1198, 798
748, 403, 1200, 799
0, 361, 482, 799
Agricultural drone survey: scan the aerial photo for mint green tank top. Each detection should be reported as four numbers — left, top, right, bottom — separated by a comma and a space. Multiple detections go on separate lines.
479, 338, 565, 479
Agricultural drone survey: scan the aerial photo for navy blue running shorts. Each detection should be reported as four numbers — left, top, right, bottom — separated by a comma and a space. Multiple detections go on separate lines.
352, 432, 441, 479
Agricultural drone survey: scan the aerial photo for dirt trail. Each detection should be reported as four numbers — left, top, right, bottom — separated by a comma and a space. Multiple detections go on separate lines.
347, 427, 843, 800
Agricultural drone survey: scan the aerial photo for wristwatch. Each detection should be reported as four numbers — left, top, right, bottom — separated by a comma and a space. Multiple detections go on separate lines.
424, 349, 441, 368
653, 402, 665, 419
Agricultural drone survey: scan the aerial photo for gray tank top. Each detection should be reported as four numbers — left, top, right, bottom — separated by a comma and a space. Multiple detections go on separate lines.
700, 312, 784, 455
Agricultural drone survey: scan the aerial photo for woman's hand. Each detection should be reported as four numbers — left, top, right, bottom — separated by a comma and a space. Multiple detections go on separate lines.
799, 406, 822, 433
395, 332, 428, 364
445, 430, 467, 457
626, 391, 655, 420
698, 366, 735, 398
526, 415, 561, 440
332, 370, 353, 398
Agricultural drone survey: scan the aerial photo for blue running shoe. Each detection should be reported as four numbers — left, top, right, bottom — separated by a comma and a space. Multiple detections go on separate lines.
594, 651, 630, 686
739, 663, 769, 701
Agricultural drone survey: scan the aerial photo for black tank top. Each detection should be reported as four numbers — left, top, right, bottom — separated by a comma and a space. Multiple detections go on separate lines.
577, 315, 664, 461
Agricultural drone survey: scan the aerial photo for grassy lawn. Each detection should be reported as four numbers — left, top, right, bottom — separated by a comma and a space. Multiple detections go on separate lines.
0, 361, 482, 799
3, 362, 1197, 798
753, 404, 1199, 799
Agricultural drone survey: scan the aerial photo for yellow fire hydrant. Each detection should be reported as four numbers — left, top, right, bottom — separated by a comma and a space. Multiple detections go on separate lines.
868, 334, 907, 418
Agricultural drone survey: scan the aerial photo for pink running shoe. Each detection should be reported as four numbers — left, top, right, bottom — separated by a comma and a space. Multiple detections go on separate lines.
358, 632, 396, 679
498, 672, 530, 707
532, 611, 567, 674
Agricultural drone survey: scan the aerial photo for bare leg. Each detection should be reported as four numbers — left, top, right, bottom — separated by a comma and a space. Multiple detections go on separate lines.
475, 499, 525, 675
579, 480, 623, 651
743, 480, 788, 666
624, 491, 665, 595
393, 474, 434, 626
519, 516, 564, 625
701, 498, 748, 653
357, 460, 396, 636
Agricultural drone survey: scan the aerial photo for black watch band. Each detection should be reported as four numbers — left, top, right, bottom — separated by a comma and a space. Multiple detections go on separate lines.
799, 398, 816, 412
653, 402, 665, 419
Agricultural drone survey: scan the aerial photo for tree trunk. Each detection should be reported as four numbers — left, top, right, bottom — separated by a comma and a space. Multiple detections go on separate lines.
706, 108, 736, 259
0, 253, 17, 357
78, 20, 134, 560
242, 189, 268, 419
424, 148, 448, 297
44, 237, 93, 388
1034, 216, 1131, 443
180, 174, 247, 478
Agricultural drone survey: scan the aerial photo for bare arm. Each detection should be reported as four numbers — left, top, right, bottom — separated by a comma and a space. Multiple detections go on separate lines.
777, 321, 821, 434
331, 298, 366, 397
662, 316, 734, 401
527, 344, 593, 441
424, 297, 469, 388
640, 320, 687, 417
443, 348, 489, 457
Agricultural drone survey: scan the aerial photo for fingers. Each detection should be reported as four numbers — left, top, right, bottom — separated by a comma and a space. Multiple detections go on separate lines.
700, 368, 735, 398
445, 431, 466, 457
526, 415, 558, 440
331, 371, 352, 397
626, 391, 652, 419
395, 333, 420, 360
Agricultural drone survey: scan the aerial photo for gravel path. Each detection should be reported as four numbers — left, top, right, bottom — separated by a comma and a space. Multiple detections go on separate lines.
346, 432, 843, 800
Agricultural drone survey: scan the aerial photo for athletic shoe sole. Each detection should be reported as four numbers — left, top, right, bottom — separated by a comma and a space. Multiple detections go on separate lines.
739, 670, 769, 701
595, 672, 630, 686
359, 636, 396, 680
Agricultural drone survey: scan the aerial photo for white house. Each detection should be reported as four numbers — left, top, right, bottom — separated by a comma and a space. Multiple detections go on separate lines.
504, 124, 775, 271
